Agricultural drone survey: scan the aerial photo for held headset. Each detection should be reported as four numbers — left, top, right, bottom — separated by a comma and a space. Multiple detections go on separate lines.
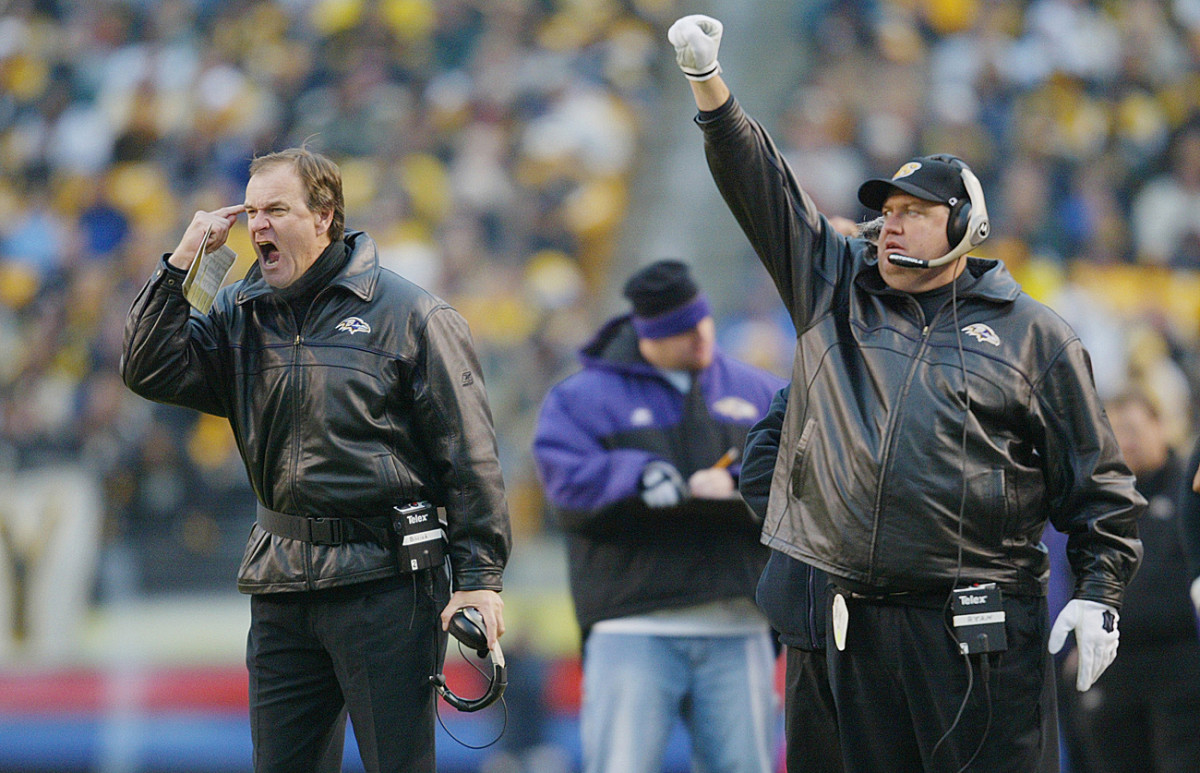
431, 607, 507, 713
887, 154, 991, 270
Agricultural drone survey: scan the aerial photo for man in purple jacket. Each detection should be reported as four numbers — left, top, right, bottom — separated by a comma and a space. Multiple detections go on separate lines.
532, 259, 786, 773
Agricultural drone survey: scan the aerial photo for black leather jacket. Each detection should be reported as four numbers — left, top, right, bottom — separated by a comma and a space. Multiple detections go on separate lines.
122, 231, 511, 594
699, 97, 1143, 606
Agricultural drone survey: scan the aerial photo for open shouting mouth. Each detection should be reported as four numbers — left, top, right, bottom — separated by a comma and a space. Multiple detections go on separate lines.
257, 241, 280, 268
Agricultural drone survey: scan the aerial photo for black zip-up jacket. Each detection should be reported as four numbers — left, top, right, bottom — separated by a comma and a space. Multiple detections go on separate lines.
121, 230, 511, 594
699, 97, 1143, 606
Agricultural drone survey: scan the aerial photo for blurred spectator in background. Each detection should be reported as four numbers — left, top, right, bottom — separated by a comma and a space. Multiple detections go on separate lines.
1132, 121, 1200, 268
1064, 391, 1200, 772
1176, 423, 1200, 665
532, 259, 784, 773
1182, 435, 1200, 670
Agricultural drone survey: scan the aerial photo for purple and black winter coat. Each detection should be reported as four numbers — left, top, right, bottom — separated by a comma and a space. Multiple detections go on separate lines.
532, 314, 785, 634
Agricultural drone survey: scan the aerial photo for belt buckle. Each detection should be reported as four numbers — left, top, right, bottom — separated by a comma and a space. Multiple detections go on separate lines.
307, 517, 343, 545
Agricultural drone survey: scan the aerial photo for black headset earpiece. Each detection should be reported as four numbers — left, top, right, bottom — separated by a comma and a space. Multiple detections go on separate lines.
947, 193, 972, 247
431, 607, 507, 713
926, 154, 971, 246
931, 153, 988, 253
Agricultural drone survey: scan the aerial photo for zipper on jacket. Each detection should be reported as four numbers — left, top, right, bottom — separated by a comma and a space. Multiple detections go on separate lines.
286, 285, 344, 591
287, 313, 316, 590
867, 315, 933, 583
289, 287, 338, 592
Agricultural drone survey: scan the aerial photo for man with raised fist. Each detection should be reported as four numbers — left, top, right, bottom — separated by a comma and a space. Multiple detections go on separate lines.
667, 14, 1143, 773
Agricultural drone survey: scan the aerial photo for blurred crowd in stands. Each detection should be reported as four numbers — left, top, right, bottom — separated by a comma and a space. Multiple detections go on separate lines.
1, 0, 1200, 603
0, 0, 666, 595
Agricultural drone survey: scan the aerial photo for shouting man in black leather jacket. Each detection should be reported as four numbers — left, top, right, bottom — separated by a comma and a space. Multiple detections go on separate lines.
122, 147, 511, 773
668, 15, 1144, 773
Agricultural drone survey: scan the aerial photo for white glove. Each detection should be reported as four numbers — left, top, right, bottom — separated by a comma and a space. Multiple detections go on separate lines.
1191, 575, 1200, 615
1048, 599, 1120, 692
667, 14, 723, 82
640, 461, 686, 508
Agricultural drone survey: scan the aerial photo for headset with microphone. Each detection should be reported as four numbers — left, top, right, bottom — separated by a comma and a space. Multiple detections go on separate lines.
886, 155, 990, 270
431, 607, 507, 713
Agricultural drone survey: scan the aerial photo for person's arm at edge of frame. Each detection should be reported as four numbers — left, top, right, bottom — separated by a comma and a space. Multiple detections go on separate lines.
1044, 341, 1145, 690
1179, 435, 1200, 616
416, 306, 512, 651
739, 385, 789, 523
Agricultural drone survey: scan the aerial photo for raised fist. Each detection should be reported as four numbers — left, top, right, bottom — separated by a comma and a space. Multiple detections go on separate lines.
667, 15, 723, 82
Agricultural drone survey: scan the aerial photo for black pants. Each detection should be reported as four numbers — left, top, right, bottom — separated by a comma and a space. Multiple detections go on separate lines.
247, 571, 449, 773
784, 646, 843, 773
825, 591, 1058, 773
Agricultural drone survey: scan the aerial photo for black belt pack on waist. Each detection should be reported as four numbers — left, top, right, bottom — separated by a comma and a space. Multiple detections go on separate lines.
390, 501, 447, 573
255, 502, 448, 574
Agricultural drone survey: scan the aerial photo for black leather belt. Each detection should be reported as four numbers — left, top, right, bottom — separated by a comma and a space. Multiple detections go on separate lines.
832, 583, 950, 609
256, 503, 390, 546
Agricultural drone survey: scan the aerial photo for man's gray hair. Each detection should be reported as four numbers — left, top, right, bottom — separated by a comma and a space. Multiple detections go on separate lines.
858, 216, 884, 242
858, 216, 883, 258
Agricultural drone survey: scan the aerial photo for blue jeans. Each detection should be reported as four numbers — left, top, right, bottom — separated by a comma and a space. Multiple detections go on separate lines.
581, 631, 778, 773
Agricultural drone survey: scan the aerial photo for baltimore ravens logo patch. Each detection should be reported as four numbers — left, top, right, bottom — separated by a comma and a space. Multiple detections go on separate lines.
335, 317, 371, 334
712, 396, 760, 421
961, 323, 1000, 346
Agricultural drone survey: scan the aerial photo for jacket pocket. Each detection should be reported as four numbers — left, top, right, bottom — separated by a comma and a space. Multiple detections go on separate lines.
790, 417, 817, 500
374, 453, 410, 500
964, 467, 1009, 542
